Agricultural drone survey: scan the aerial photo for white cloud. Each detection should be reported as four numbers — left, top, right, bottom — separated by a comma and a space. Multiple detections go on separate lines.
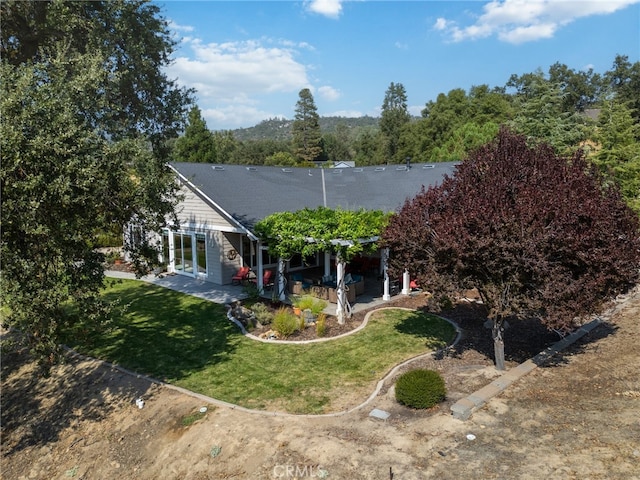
165, 37, 314, 129
326, 109, 365, 118
167, 38, 310, 100
408, 105, 423, 117
434, 17, 449, 31
435, 0, 640, 44
201, 105, 281, 130
168, 20, 194, 33
306, 0, 344, 19
318, 85, 341, 101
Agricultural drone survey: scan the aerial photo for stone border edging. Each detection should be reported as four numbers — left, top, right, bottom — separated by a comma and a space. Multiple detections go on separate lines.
450, 317, 603, 420
63, 307, 462, 419
449, 286, 639, 421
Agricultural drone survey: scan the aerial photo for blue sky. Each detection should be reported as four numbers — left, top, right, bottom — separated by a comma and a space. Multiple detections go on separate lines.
158, 0, 640, 131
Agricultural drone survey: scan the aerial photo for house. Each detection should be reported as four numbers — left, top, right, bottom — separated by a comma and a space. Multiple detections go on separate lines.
157, 162, 458, 288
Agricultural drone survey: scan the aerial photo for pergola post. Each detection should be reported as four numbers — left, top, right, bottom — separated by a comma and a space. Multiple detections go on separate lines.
382, 248, 391, 301
401, 269, 411, 295
256, 241, 264, 292
336, 258, 345, 324
324, 251, 331, 277
277, 257, 286, 301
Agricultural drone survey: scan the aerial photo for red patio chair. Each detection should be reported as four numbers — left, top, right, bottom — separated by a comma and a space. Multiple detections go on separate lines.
250, 269, 274, 290
231, 266, 250, 285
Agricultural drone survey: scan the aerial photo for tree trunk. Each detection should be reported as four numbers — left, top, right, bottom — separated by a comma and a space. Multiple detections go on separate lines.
492, 317, 506, 371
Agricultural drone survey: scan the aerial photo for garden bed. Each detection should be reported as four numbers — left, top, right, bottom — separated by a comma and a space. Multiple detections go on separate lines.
230, 298, 363, 341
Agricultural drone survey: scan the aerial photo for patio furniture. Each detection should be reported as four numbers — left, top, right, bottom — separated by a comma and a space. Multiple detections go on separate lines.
289, 273, 312, 294
231, 266, 250, 285
250, 269, 274, 290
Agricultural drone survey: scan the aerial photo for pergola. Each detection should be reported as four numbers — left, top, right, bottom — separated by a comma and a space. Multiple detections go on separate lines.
252, 207, 415, 324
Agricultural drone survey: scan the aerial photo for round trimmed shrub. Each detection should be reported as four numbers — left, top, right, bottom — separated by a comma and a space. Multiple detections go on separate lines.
395, 369, 446, 409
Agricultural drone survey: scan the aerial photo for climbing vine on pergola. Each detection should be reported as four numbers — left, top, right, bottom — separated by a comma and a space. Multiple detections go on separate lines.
254, 207, 391, 261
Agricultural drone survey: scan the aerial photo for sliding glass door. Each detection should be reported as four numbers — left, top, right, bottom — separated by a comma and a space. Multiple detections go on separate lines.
171, 231, 207, 277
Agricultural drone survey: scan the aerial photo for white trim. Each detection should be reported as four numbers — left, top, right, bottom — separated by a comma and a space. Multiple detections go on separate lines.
166, 220, 246, 234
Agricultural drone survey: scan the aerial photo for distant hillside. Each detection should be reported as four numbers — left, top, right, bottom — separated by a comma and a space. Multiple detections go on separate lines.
230, 116, 379, 141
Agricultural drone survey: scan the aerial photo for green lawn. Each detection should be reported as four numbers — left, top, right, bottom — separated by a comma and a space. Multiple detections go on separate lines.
68, 279, 456, 414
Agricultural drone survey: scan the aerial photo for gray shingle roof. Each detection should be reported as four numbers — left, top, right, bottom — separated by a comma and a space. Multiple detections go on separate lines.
169, 162, 458, 231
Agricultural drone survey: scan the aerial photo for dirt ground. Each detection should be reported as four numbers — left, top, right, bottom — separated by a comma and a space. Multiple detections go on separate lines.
2, 288, 639, 480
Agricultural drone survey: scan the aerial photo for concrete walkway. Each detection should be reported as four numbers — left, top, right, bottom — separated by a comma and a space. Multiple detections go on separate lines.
105, 270, 248, 305
105, 270, 397, 316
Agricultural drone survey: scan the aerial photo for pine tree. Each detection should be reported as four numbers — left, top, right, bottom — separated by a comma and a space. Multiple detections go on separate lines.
174, 106, 217, 163
379, 82, 411, 163
291, 88, 323, 163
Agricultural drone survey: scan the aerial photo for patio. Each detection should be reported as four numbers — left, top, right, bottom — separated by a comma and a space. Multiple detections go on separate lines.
105, 269, 405, 316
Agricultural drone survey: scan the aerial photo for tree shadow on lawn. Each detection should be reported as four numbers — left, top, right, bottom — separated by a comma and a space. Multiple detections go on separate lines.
1, 345, 154, 457
393, 310, 457, 349
423, 302, 572, 366
80, 280, 241, 383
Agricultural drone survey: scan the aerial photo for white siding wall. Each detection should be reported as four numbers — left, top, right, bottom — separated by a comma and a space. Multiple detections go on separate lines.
176, 185, 234, 229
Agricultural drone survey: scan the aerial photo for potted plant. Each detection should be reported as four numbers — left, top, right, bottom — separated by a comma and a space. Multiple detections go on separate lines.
290, 295, 314, 316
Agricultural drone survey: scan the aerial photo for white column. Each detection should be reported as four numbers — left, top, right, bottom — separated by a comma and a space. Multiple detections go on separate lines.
401, 269, 411, 295
336, 259, 345, 324
382, 248, 391, 301
324, 251, 331, 277
256, 241, 264, 291
168, 232, 176, 273
277, 257, 286, 301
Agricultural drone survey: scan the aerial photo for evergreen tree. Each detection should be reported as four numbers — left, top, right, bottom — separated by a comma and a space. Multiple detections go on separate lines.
291, 88, 323, 163
508, 72, 589, 154
212, 130, 239, 164
594, 98, 640, 213
174, 106, 216, 163
379, 82, 411, 163
605, 55, 640, 123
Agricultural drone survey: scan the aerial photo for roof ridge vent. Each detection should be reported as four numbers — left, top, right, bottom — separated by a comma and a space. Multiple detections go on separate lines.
282, 168, 293, 173
422, 164, 435, 169
396, 165, 408, 171
332, 169, 343, 174
374, 167, 385, 172
246, 166, 257, 171
354, 168, 364, 172
211, 165, 225, 171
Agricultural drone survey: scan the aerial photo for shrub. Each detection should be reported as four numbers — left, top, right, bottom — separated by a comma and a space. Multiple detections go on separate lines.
272, 307, 299, 337
292, 295, 315, 311
310, 297, 327, 316
316, 313, 326, 337
250, 302, 273, 325
243, 283, 260, 302
395, 369, 446, 409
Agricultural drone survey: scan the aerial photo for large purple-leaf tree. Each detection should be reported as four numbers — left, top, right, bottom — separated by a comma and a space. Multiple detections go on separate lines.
382, 128, 640, 370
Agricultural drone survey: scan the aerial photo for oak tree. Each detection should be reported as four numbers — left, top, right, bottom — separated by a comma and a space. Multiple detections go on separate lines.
1, 0, 192, 367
